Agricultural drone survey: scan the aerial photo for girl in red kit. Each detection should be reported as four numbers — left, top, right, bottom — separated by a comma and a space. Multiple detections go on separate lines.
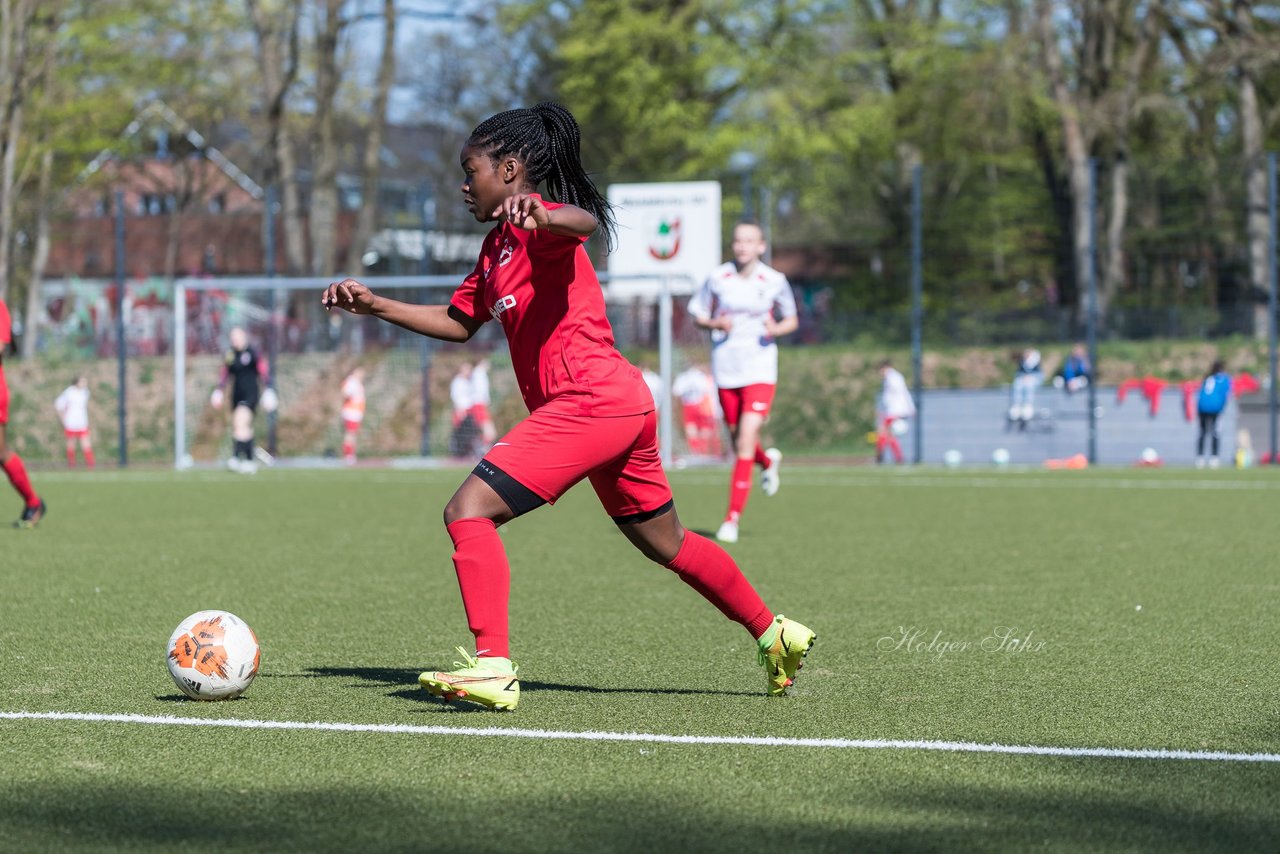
322, 103, 814, 710
0, 297, 46, 527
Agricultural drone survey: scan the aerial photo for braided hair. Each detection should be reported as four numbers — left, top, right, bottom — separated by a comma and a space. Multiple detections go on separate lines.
468, 103, 616, 249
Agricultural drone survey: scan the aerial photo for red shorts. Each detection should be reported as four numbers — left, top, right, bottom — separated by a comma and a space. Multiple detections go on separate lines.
717, 384, 775, 428
0, 367, 7, 425
681, 403, 716, 433
478, 403, 672, 521
343, 419, 362, 433
64, 429, 89, 440
468, 403, 492, 425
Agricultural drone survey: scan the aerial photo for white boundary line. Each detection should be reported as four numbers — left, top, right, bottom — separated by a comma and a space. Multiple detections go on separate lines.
3, 711, 1277, 764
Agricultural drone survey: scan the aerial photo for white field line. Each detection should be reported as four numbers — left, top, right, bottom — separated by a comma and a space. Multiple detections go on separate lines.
3, 711, 1278, 764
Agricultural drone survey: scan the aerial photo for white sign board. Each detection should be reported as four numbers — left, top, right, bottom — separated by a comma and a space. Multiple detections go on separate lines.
606, 181, 721, 299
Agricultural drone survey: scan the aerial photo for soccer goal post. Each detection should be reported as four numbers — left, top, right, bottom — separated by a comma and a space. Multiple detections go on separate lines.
172, 274, 693, 470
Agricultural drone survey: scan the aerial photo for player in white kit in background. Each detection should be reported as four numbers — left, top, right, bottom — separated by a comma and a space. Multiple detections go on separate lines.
469, 357, 497, 449
55, 376, 94, 468
671, 363, 722, 459
689, 221, 798, 544
340, 367, 366, 464
876, 359, 915, 464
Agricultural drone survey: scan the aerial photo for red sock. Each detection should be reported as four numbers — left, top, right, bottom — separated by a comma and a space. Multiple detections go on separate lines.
2, 454, 39, 507
887, 435, 903, 463
66, 448, 76, 467
446, 518, 510, 658
754, 445, 771, 468
727, 458, 754, 519
666, 531, 774, 638
84, 448, 95, 468
342, 439, 354, 458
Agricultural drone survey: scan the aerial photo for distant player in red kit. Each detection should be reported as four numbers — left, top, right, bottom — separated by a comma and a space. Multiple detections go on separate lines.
0, 297, 47, 527
322, 103, 814, 710
689, 221, 798, 543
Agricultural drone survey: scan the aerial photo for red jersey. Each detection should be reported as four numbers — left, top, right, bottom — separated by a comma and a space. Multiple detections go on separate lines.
450, 199, 651, 417
0, 297, 11, 349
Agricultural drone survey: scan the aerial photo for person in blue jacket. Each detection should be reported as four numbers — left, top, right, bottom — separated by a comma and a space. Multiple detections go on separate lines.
1055, 344, 1091, 393
1196, 360, 1231, 469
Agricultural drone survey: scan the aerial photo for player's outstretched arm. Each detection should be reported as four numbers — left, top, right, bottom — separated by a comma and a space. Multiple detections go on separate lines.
322, 279, 480, 343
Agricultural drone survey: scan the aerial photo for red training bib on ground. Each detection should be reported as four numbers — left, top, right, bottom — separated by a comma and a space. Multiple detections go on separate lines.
450, 199, 652, 417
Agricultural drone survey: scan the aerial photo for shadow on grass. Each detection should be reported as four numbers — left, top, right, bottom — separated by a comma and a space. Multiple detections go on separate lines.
264, 666, 757, 701
1, 765, 1275, 853
153, 694, 252, 704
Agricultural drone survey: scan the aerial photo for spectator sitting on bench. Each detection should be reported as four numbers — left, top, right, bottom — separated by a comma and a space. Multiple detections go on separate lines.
1054, 344, 1091, 394
1008, 348, 1043, 431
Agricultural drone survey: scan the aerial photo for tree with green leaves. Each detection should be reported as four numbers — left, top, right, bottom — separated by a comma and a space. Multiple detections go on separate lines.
0, 0, 48, 305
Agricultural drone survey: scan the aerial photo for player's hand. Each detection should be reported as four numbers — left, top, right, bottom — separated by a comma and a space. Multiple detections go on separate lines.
322, 279, 376, 314
210, 388, 224, 408
493, 194, 549, 231
715, 316, 734, 332
763, 315, 780, 336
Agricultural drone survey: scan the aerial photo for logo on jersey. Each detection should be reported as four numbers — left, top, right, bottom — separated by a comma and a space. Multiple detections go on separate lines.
647, 216, 681, 261
490, 294, 517, 320
498, 239, 515, 268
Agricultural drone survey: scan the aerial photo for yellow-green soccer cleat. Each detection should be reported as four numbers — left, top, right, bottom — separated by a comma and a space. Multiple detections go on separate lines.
419, 647, 519, 711
757, 615, 816, 696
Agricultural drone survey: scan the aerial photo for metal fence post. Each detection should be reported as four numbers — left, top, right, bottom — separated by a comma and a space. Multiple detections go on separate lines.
264, 185, 279, 455
659, 275, 674, 467
420, 335, 433, 456
1086, 159, 1099, 465
114, 190, 128, 467
910, 164, 923, 464
1268, 152, 1277, 463
174, 280, 186, 469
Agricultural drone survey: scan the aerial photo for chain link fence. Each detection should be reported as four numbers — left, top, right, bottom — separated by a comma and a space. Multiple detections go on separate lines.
8, 154, 1280, 467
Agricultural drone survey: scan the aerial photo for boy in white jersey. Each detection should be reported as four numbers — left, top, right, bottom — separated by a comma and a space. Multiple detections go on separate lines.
688, 221, 798, 543
54, 376, 94, 468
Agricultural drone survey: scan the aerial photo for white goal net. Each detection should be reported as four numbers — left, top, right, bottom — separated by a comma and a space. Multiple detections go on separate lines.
172, 274, 712, 470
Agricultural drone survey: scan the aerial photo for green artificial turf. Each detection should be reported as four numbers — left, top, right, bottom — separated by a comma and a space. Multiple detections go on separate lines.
1, 466, 1277, 852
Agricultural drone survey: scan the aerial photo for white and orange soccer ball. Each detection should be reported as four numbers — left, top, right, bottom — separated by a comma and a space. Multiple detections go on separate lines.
166, 610, 260, 700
